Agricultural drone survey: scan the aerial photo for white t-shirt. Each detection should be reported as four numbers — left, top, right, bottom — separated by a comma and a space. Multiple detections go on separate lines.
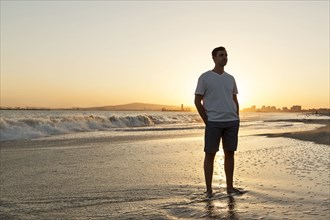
195, 70, 239, 122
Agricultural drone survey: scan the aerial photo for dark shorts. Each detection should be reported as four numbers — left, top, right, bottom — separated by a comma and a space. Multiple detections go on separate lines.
204, 120, 239, 153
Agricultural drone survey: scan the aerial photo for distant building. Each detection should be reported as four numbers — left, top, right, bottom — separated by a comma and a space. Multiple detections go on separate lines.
291, 105, 302, 112
162, 104, 191, 112
241, 104, 328, 113
261, 105, 267, 111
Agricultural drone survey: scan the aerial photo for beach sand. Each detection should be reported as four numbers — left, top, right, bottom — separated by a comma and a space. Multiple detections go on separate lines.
264, 124, 329, 146
0, 123, 329, 219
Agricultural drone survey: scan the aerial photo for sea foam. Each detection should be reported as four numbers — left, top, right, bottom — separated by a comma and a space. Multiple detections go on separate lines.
0, 112, 201, 141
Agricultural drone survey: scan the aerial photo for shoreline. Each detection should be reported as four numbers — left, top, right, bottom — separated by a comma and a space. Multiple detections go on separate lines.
1, 118, 329, 148
258, 119, 330, 145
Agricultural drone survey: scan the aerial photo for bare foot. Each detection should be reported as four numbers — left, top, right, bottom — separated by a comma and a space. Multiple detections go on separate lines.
204, 191, 214, 199
227, 188, 244, 195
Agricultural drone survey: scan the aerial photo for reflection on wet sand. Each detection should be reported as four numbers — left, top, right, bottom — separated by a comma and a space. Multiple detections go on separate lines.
205, 196, 239, 219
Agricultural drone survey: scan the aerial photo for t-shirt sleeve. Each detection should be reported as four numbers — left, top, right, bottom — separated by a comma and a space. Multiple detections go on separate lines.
194, 76, 205, 95
233, 78, 238, 94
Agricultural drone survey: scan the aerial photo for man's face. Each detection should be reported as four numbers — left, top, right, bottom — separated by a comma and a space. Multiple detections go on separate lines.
213, 50, 228, 66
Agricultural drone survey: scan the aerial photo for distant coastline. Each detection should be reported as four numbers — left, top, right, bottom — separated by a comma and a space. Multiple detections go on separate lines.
1, 102, 329, 114
0, 102, 193, 112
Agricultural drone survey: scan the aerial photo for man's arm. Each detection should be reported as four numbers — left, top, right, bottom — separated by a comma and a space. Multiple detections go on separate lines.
194, 94, 207, 124
233, 94, 239, 116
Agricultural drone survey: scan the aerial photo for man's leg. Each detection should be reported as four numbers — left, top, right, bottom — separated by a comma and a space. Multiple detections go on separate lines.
204, 153, 216, 194
222, 121, 241, 194
224, 150, 235, 192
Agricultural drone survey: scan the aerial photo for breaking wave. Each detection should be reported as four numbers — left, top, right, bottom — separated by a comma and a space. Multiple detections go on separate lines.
0, 113, 202, 141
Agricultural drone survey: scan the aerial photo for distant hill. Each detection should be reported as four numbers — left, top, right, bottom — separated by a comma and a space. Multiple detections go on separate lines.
82, 102, 192, 111
0, 102, 194, 111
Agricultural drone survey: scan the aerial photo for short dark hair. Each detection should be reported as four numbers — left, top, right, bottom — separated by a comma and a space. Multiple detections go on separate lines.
212, 46, 226, 58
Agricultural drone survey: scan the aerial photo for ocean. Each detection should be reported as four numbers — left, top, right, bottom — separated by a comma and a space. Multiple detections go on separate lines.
0, 110, 327, 142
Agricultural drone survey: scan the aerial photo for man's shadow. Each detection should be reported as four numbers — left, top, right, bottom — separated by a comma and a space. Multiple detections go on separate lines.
205, 195, 238, 219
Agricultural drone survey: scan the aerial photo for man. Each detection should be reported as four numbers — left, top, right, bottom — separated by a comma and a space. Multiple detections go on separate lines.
194, 46, 241, 198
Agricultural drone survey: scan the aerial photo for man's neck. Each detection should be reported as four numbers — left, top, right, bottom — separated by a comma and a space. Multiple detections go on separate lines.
212, 66, 225, 75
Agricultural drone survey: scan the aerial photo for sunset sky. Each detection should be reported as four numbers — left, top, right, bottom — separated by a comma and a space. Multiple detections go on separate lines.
1, 1, 329, 109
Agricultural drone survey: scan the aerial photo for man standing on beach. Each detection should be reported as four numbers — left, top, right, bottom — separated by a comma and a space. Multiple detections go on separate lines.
194, 46, 241, 198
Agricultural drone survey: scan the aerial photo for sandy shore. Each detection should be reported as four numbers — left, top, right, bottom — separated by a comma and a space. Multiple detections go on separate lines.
267, 124, 329, 145
0, 123, 329, 219
260, 119, 330, 145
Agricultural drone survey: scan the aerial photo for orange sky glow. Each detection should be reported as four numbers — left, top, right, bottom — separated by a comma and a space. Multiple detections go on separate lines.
1, 1, 329, 109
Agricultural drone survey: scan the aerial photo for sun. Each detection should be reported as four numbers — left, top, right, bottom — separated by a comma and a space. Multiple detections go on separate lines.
235, 79, 253, 110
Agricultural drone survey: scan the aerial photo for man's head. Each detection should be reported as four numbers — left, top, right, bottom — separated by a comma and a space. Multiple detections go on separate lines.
212, 46, 228, 66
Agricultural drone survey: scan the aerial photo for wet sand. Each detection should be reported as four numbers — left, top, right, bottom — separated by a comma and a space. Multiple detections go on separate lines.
264, 124, 329, 145
260, 119, 330, 145
0, 124, 329, 219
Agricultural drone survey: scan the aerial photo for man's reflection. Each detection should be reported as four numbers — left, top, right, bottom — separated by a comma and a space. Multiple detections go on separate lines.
205, 196, 239, 219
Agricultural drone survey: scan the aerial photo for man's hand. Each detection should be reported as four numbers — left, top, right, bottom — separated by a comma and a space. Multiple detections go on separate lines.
233, 94, 239, 116
194, 94, 207, 124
